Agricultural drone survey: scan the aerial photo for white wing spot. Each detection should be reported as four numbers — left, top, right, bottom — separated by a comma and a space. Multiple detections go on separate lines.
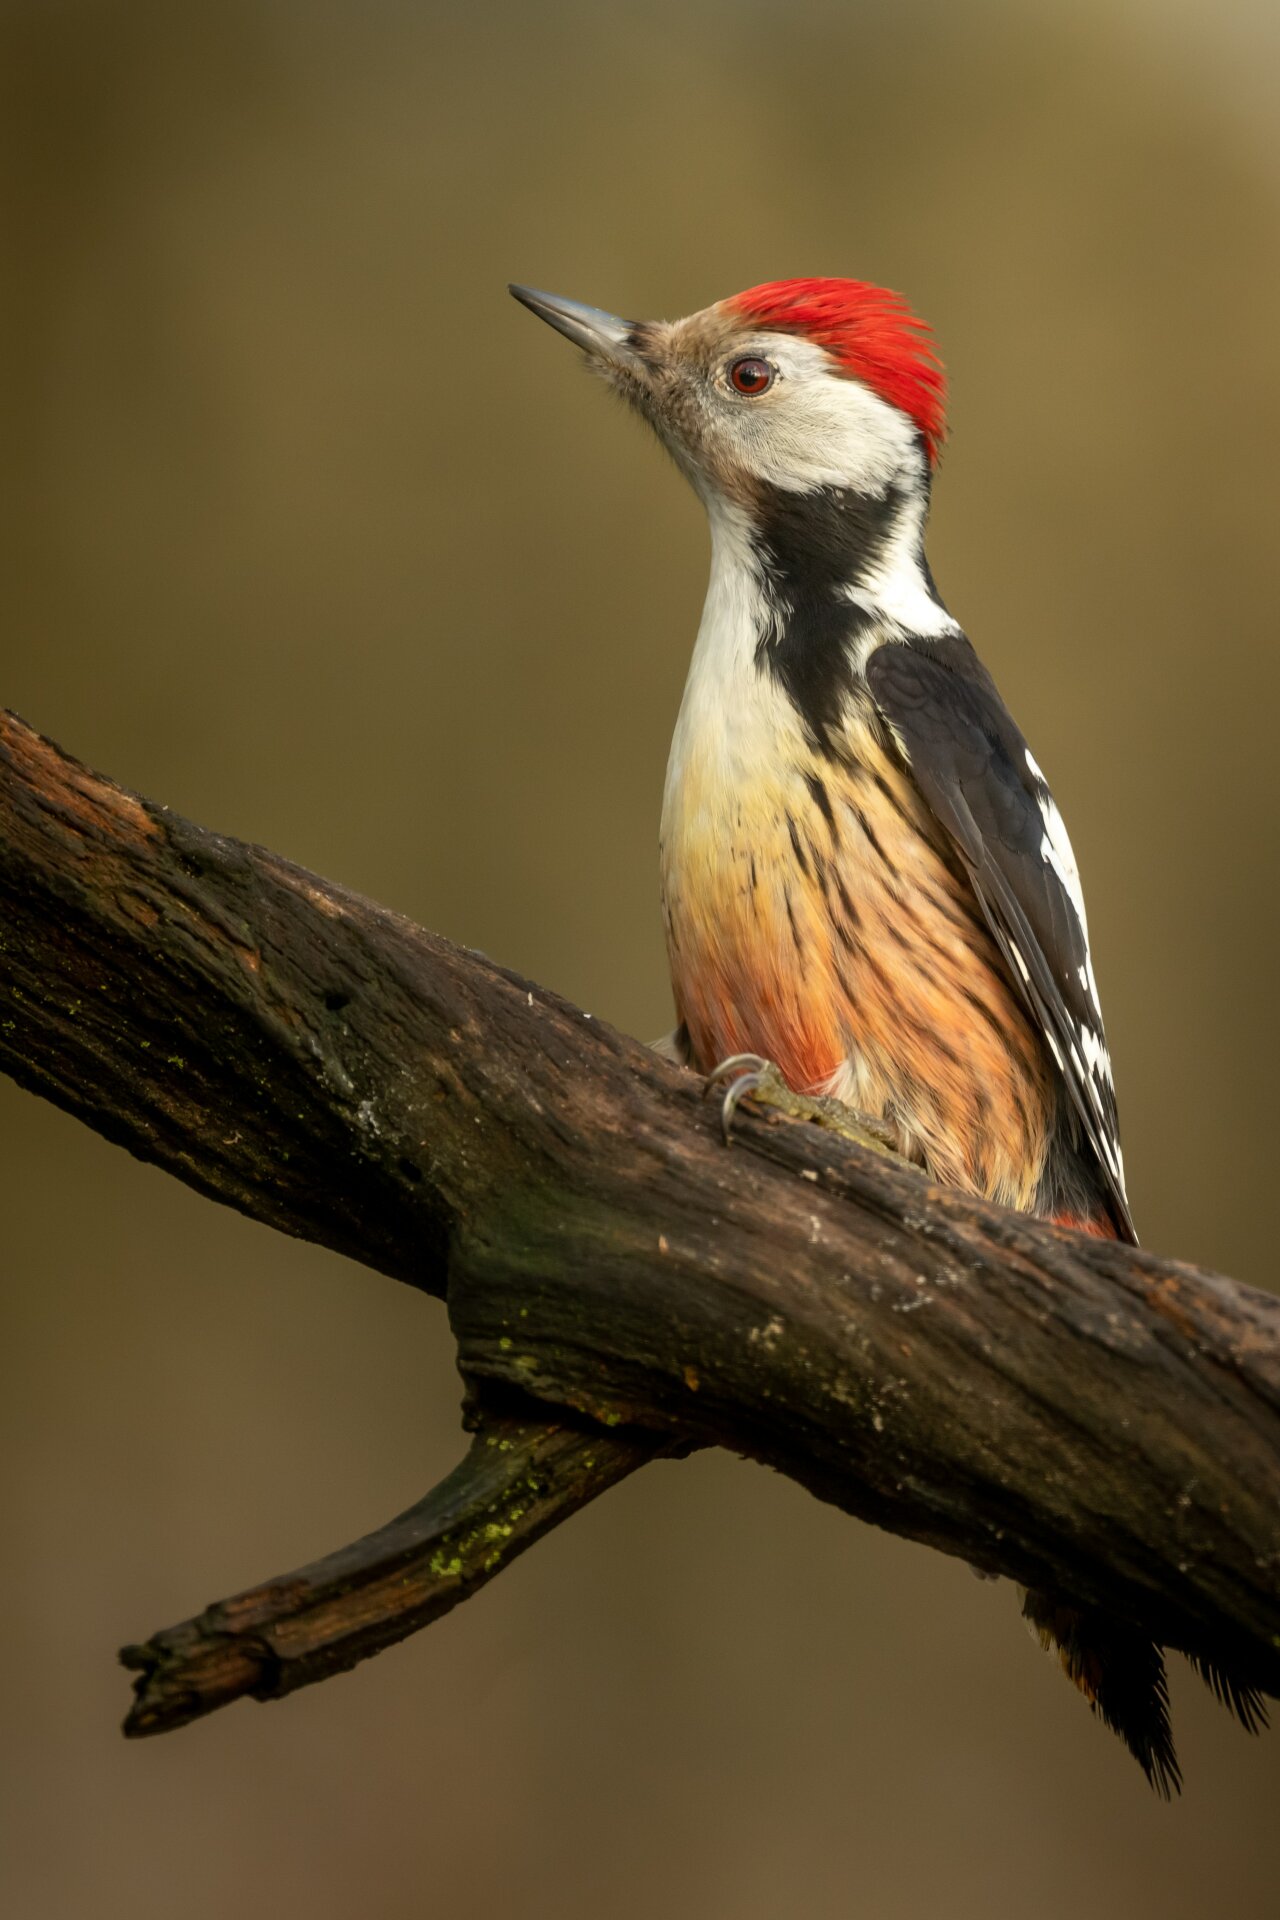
1080, 1023, 1111, 1083
1026, 755, 1128, 1206
1024, 749, 1091, 934
1036, 795, 1088, 933
1077, 951, 1102, 1019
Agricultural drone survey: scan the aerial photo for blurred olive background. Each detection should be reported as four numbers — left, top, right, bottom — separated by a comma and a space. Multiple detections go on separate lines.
3, 2, 1279, 1916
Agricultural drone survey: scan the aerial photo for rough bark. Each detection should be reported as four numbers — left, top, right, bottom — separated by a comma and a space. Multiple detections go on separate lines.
120, 1411, 661, 1736
1, 707, 1278, 1735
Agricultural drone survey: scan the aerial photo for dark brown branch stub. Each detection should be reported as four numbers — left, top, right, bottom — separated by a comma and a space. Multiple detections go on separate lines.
120, 1414, 658, 1737
1, 706, 1279, 1735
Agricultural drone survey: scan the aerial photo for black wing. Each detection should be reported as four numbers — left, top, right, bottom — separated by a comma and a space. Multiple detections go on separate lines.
865, 633, 1134, 1242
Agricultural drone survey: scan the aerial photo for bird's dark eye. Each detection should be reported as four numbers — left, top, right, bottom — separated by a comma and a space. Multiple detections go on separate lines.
728, 356, 774, 396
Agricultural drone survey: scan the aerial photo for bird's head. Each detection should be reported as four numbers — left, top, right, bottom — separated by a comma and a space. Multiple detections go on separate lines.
510, 277, 946, 511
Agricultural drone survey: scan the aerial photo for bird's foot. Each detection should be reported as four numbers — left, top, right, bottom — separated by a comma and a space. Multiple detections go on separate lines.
703, 1054, 899, 1156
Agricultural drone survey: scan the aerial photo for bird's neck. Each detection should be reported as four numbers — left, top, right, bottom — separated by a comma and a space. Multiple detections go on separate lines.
749, 471, 954, 734
667, 475, 951, 790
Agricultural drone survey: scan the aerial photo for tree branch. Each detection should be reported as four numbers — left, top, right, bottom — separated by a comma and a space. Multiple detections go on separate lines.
2, 707, 1279, 1728
119, 1410, 660, 1736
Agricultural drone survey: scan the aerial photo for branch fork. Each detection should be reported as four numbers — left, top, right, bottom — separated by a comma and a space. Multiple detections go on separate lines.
1, 708, 1277, 1741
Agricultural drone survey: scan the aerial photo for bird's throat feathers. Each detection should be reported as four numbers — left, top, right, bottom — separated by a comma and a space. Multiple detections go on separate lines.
671, 468, 953, 777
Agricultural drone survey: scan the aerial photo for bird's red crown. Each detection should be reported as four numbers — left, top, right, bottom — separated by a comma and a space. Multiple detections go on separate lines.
727, 278, 947, 465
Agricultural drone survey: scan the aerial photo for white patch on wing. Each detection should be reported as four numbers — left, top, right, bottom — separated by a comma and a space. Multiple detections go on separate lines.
1079, 1020, 1113, 1087
1022, 751, 1128, 1201
1034, 793, 1088, 935
1024, 745, 1114, 1079
1025, 749, 1093, 950
1070, 1013, 1124, 1183
1077, 950, 1102, 1020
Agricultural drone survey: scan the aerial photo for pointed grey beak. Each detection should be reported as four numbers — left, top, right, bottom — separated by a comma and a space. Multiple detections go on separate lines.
509, 284, 644, 373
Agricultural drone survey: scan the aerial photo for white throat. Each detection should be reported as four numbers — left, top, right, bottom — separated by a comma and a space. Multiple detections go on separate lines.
661, 497, 800, 835
661, 470, 960, 868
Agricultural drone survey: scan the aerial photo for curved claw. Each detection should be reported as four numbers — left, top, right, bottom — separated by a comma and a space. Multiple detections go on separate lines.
717, 1069, 768, 1145
702, 1053, 771, 1090
702, 1054, 779, 1146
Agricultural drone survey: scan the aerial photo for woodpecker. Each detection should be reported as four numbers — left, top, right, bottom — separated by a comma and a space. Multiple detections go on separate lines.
510, 276, 1266, 1791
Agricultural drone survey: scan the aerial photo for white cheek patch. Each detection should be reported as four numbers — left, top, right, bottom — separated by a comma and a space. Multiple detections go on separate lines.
699, 332, 956, 661
726, 334, 925, 497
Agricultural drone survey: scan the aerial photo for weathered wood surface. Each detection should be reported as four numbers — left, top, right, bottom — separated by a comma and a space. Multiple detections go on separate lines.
120, 1413, 660, 1736
2, 707, 1278, 1735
